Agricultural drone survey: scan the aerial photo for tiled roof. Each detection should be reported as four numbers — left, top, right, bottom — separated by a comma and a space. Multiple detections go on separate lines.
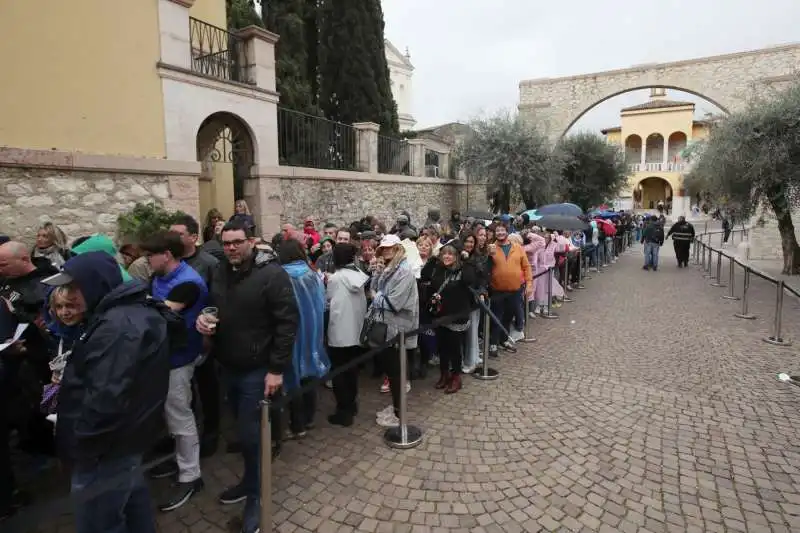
621, 99, 695, 112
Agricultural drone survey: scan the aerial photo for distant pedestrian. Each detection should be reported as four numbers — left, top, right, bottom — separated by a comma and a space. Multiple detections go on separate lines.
641, 217, 665, 271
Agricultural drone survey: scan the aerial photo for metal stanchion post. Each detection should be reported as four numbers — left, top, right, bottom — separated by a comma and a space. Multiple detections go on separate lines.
259, 400, 272, 533
700, 243, 707, 272
474, 309, 499, 380
541, 267, 559, 319
522, 285, 536, 343
384, 332, 424, 448
710, 250, 726, 287
703, 246, 713, 278
763, 280, 792, 346
575, 252, 586, 288
582, 251, 592, 281
722, 257, 740, 300
561, 260, 573, 302
734, 268, 757, 320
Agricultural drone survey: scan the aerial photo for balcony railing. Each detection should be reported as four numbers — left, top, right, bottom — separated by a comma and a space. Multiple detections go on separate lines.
629, 162, 687, 173
377, 136, 412, 175
189, 17, 248, 83
277, 107, 357, 171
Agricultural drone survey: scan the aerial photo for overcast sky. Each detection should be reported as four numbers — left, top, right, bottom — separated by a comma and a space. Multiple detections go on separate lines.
382, 0, 799, 134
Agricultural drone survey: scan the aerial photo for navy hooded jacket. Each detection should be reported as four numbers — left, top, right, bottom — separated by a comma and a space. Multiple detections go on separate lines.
55, 252, 171, 463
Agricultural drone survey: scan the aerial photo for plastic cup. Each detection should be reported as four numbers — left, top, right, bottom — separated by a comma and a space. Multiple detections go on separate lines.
201, 307, 218, 329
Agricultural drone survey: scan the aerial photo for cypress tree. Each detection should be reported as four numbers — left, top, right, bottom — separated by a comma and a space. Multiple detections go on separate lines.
318, 0, 400, 136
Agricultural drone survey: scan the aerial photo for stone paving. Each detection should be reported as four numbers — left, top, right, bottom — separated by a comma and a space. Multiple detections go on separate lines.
21, 240, 800, 533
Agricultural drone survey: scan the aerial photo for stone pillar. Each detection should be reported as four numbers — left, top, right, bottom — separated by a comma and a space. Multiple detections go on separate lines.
408, 139, 425, 177
662, 139, 669, 169
244, 175, 283, 238
440, 150, 451, 179
235, 26, 279, 92
640, 143, 646, 167
353, 122, 380, 174
157, 0, 195, 70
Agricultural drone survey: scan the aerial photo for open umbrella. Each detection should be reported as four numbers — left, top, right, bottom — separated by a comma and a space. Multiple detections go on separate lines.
464, 209, 494, 220
536, 215, 589, 232
521, 209, 542, 221
536, 203, 583, 217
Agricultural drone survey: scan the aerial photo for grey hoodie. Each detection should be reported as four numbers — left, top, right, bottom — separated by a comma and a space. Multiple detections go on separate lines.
326, 266, 369, 347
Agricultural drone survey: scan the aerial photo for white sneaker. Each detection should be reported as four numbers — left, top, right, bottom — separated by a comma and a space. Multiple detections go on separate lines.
509, 329, 524, 342
462, 365, 476, 374
406, 382, 411, 393
376, 405, 394, 417
377, 414, 400, 427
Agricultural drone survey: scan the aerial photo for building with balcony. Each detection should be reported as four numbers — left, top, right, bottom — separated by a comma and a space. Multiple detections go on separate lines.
385, 40, 416, 131
601, 88, 712, 217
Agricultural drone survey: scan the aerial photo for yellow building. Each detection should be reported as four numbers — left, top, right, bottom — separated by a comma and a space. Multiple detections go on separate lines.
0, 0, 281, 238
601, 88, 711, 217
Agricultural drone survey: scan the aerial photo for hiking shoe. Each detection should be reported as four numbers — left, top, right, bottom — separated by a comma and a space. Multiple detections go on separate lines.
159, 479, 204, 512
219, 483, 248, 505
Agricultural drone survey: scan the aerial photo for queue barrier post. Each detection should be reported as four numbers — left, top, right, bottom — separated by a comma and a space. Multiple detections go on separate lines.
722, 256, 740, 300
473, 308, 500, 380
734, 268, 757, 320
700, 243, 706, 270
703, 245, 713, 278
522, 284, 536, 343
561, 258, 573, 303
384, 332, 424, 448
763, 280, 792, 347
710, 250, 726, 287
575, 252, 586, 289
259, 400, 273, 533
540, 267, 559, 319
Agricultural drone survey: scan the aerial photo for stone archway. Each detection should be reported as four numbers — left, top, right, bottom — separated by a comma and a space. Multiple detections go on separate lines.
196, 112, 256, 221
518, 43, 800, 141
636, 177, 673, 212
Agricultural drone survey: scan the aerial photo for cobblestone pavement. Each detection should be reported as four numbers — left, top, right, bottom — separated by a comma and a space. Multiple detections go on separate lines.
23, 240, 800, 533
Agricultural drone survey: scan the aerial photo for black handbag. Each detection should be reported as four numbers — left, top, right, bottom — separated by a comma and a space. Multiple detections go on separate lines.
360, 309, 388, 348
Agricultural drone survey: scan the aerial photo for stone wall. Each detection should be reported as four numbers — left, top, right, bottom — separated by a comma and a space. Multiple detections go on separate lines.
0, 166, 200, 243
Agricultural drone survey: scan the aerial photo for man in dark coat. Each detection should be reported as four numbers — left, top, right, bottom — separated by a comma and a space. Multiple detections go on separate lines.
667, 216, 695, 268
44, 252, 172, 533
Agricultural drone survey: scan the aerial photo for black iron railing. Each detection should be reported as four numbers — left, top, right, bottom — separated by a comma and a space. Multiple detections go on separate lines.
278, 107, 357, 170
189, 17, 248, 83
377, 135, 411, 175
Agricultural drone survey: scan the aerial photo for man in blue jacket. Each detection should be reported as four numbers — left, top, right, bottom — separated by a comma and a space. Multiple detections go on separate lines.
141, 230, 208, 511
42, 251, 171, 533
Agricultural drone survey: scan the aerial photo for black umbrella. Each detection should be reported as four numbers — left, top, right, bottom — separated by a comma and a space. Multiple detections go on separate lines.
536, 215, 589, 232
464, 209, 494, 220
536, 203, 584, 217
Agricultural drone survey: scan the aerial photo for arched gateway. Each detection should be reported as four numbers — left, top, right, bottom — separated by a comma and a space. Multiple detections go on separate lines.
518, 43, 800, 141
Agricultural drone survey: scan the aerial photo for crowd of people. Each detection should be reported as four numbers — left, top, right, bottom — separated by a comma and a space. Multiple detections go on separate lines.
1, 202, 647, 533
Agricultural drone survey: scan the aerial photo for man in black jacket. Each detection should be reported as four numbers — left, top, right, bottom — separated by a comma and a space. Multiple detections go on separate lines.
667, 216, 695, 267
0, 241, 58, 522
196, 220, 298, 533
43, 251, 171, 533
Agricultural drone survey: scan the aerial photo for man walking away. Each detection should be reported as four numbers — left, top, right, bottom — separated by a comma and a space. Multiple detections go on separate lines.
196, 220, 299, 533
722, 216, 732, 244
141, 231, 207, 511
43, 252, 172, 533
641, 217, 665, 271
667, 216, 695, 268
170, 214, 221, 457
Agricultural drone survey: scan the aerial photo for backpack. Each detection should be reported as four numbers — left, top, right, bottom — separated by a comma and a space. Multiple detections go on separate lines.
649, 226, 664, 244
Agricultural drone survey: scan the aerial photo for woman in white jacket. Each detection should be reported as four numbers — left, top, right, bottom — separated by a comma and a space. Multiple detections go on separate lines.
326, 243, 369, 427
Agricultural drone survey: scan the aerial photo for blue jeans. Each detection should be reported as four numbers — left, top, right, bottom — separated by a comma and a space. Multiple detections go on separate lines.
223, 367, 268, 498
71, 454, 156, 533
644, 242, 660, 269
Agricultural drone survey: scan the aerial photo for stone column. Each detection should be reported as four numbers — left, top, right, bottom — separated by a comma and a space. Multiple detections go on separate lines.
439, 150, 451, 179
157, 0, 195, 70
235, 25, 279, 91
640, 141, 646, 167
662, 139, 669, 170
353, 122, 380, 174
408, 139, 425, 177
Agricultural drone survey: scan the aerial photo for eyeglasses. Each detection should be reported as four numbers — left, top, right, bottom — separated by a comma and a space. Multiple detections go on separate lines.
222, 239, 247, 248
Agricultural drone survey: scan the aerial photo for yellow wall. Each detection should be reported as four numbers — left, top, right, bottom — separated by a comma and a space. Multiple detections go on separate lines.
0, 1, 166, 157
691, 124, 710, 140
620, 106, 695, 146
605, 130, 622, 144
198, 163, 235, 223
190, 0, 227, 28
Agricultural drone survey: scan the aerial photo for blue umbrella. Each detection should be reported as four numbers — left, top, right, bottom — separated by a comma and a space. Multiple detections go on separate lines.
536, 203, 583, 217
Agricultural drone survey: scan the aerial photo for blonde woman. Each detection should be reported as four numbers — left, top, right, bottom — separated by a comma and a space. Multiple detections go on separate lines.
33, 222, 72, 268
369, 234, 419, 428
228, 199, 256, 234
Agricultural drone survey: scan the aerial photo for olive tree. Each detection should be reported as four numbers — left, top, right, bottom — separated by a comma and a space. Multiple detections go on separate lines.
455, 111, 560, 213
684, 81, 800, 274
556, 132, 628, 212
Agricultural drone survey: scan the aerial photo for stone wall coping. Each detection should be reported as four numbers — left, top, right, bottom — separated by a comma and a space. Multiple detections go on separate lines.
406, 139, 426, 146
519, 42, 800, 87
254, 165, 468, 186
352, 122, 381, 132
165, 0, 195, 8
234, 25, 279, 45
0, 147, 201, 176
157, 63, 280, 102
